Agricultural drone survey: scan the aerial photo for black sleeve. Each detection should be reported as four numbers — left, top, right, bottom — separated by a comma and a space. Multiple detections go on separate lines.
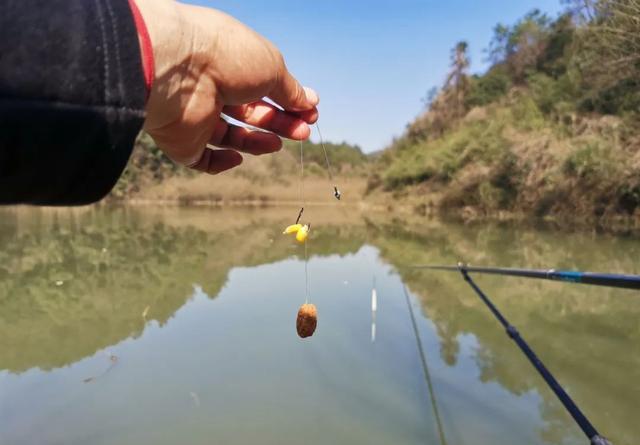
0, 0, 146, 205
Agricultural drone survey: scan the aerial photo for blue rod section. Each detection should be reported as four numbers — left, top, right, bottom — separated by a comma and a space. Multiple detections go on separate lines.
458, 266, 612, 445
410, 265, 640, 291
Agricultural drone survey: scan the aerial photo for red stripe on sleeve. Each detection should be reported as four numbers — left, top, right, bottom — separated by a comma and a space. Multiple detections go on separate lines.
128, 0, 155, 100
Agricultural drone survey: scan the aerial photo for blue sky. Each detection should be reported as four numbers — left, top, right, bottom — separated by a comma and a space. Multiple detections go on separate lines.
189, 1, 565, 152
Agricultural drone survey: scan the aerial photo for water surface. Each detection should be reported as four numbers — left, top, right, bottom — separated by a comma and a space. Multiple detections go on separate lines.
0, 207, 638, 445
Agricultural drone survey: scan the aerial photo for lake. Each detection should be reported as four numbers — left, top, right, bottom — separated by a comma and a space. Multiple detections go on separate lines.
0, 206, 638, 445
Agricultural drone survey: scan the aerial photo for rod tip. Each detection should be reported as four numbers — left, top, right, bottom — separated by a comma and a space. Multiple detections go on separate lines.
591, 436, 613, 445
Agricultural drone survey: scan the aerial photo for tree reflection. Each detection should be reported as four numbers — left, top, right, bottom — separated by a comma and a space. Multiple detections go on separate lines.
1, 208, 638, 444
370, 218, 640, 445
0, 208, 365, 374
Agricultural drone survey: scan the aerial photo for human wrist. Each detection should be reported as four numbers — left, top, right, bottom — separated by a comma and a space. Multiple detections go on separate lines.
129, 0, 192, 115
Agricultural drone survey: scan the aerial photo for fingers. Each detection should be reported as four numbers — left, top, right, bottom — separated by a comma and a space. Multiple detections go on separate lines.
298, 107, 320, 125
268, 59, 320, 113
223, 100, 317, 140
217, 123, 283, 155
188, 118, 282, 174
209, 117, 283, 155
188, 148, 243, 175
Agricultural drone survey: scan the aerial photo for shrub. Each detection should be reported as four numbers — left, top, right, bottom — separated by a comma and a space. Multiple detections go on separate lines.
465, 66, 511, 107
562, 142, 617, 181
510, 93, 545, 131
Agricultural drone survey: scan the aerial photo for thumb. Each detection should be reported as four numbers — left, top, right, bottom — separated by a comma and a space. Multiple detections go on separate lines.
269, 65, 319, 112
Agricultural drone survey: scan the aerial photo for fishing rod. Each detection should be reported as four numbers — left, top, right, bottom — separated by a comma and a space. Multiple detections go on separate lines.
410, 264, 640, 291
417, 263, 612, 445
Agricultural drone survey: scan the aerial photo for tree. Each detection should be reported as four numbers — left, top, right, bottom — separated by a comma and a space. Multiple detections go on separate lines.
486, 10, 552, 82
411, 41, 472, 140
487, 23, 511, 64
574, 0, 640, 89
443, 41, 471, 120
421, 86, 440, 108
511, 12, 550, 81
561, 0, 598, 24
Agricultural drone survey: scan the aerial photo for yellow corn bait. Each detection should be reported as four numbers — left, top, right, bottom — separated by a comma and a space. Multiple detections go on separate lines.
295, 225, 310, 243
283, 224, 302, 235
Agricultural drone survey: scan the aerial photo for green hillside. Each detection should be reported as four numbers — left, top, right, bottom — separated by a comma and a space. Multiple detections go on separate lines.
368, 1, 640, 223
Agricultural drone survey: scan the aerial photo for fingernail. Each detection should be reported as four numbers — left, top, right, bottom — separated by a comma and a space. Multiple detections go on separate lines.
304, 87, 319, 106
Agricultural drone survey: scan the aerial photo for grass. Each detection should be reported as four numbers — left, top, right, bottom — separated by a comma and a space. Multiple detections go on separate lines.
370, 88, 640, 222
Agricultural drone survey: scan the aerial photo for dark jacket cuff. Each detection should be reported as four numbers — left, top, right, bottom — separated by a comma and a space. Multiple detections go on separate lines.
0, 0, 147, 205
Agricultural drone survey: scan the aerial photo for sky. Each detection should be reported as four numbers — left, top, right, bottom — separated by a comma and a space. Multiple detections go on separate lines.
188, 0, 565, 153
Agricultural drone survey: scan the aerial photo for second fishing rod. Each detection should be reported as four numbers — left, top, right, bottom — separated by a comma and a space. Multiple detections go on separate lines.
410, 264, 640, 290
410, 262, 615, 445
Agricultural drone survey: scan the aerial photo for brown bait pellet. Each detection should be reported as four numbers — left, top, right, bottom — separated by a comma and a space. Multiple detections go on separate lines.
296, 303, 317, 338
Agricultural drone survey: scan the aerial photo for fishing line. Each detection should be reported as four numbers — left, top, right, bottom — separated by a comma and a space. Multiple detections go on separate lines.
402, 284, 448, 445
287, 140, 317, 338
299, 139, 306, 207
286, 125, 338, 338
300, 140, 310, 303
304, 239, 310, 303
315, 123, 341, 200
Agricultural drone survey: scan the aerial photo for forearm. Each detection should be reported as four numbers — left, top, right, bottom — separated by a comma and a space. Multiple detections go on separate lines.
0, 0, 146, 205
0, 0, 318, 204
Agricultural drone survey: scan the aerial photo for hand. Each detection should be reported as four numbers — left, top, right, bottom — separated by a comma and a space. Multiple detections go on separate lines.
134, 0, 319, 174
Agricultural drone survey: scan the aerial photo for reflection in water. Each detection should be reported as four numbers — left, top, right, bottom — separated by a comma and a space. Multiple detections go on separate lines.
371, 281, 377, 343
0, 211, 216, 372
0, 207, 364, 373
372, 219, 640, 445
403, 284, 449, 445
0, 207, 638, 445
